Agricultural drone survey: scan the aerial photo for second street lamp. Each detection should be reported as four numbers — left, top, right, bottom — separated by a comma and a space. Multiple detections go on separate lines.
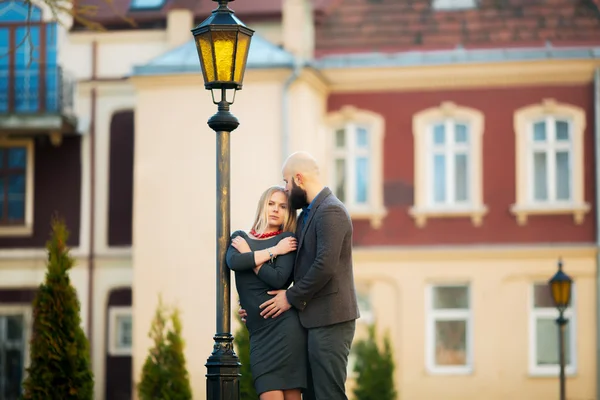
548, 258, 573, 400
191, 1, 254, 399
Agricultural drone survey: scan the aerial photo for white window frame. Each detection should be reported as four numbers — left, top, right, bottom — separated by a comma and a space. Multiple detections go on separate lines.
433, 0, 477, 10
511, 98, 589, 225
427, 119, 472, 207
527, 117, 573, 204
326, 106, 387, 229
425, 284, 473, 375
108, 306, 133, 357
332, 124, 371, 208
0, 139, 34, 237
528, 282, 577, 376
0, 304, 32, 397
411, 102, 487, 227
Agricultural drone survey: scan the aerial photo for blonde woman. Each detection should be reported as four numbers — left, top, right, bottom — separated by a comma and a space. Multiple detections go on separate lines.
226, 186, 306, 400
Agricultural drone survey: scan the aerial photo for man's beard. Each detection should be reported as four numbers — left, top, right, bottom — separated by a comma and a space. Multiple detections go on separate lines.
289, 179, 308, 210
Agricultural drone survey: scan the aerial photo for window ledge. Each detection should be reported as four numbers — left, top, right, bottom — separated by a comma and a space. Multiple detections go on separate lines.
510, 203, 590, 225
0, 224, 33, 237
409, 205, 488, 228
426, 366, 473, 376
348, 207, 388, 229
529, 367, 577, 378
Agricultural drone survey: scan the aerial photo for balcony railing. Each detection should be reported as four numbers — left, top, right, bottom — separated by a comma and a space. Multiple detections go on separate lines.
0, 64, 75, 116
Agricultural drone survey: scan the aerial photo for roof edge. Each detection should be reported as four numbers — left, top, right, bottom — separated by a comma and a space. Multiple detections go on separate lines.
313, 45, 600, 69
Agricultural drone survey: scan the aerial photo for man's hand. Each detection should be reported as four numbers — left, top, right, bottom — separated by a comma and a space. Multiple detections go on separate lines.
238, 300, 247, 323
231, 236, 251, 253
259, 290, 291, 319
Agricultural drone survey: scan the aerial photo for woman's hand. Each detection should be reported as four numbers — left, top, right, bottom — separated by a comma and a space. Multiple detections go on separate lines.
231, 236, 251, 253
273, 236, 297, 256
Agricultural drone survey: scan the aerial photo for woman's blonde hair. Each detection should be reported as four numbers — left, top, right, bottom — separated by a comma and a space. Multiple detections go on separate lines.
251, 186, 297, 234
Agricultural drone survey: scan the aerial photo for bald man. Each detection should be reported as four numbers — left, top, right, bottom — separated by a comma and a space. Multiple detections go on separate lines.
258, 151, 360, 400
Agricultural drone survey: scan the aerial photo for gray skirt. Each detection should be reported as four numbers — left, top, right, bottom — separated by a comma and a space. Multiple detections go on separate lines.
249, 311, 308, 395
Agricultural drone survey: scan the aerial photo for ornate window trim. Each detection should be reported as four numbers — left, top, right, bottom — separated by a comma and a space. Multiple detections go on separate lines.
511, 99, 590, 225
326, 105, 387, 229
410, 101, 487, 227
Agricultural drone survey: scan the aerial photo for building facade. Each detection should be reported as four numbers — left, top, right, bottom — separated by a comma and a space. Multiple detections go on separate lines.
1, 0, 600, 399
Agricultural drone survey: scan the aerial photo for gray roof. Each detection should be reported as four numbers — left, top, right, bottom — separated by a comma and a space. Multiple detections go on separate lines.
313, 44, 600, 69
132, 33, 295, 76
134, 34, 600, 77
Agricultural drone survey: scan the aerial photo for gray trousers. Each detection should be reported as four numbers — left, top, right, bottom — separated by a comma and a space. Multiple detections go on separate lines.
302, 320, 356, 400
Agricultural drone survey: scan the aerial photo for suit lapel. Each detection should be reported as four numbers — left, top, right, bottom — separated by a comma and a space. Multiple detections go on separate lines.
296, 187, 332, 253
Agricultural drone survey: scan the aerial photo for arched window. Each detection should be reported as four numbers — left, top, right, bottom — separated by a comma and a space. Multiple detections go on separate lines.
511, 99, 590, 225
325, 106, 387, 228
410, 102, 487, 227
0, 1, 58, 114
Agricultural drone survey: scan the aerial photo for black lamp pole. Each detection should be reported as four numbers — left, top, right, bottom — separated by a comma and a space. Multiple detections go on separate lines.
204, 89, 240, 400
548, 258, 573, 400
557, 310, 567, 400
191, 1, 254, 399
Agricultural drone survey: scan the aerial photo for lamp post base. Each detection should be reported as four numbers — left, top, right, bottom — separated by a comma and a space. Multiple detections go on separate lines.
206, 333, 241, 400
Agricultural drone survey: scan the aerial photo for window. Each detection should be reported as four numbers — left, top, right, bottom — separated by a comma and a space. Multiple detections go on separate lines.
530, 118, 572, 202
426, 284, 472, 374
0, 3, 58, 114
326, 106, 386, 228
333, 125, 370, 205
429, 121, 470, 206
0, 306, 31, 400
0, 140, 34, 236
512, 99, 589, 225
529, 283, 576, 375
0, 1, 42, 23
108, 306, 133, 356
411, 102, 487, 227
129, 0, 165, 10
432, 0, 477, 10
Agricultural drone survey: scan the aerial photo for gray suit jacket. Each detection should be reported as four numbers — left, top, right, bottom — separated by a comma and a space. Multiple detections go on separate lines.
286, 187, 360, 329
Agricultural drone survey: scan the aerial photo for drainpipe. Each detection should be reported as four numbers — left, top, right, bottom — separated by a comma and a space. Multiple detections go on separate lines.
86, 40, 98, 361
281, 59, 302, 163
594, 67, 600, 400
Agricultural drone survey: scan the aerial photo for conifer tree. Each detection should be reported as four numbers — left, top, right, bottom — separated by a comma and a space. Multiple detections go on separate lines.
22, 217, 94, 400
138, 296, 192, 400
353, 324, 397, 400
234, 313, 258, 399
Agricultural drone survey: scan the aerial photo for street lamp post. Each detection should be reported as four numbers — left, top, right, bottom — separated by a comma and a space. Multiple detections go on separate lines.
548, 258, 573, 400
191, 1, 254, 399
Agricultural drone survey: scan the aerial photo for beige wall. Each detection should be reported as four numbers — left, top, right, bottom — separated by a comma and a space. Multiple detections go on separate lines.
353, 247, 596, 400
130, 70, 328, 399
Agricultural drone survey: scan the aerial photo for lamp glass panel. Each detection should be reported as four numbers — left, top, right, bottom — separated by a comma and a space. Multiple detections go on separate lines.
212, 30, 237, 82
233, 31, 251, 83
197, 32, 215, 83
550, 280, 571, 307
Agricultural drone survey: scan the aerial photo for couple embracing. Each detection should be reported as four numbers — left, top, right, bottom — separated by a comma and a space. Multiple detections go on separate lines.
226, 151, 360, 400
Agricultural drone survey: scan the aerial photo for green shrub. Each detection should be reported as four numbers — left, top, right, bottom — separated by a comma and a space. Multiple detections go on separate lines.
353, 324, 397, 400
22, 217, 94, 400
137, 296, 192, 400
233, 313, 258, 399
